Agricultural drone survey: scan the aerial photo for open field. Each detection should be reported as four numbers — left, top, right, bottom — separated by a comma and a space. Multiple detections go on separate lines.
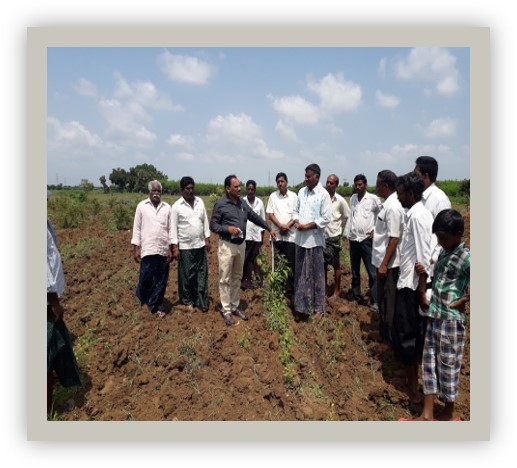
48, 192, 470, 421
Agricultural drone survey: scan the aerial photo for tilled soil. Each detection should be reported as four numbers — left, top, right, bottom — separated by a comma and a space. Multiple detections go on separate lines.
52, 213, 470, 422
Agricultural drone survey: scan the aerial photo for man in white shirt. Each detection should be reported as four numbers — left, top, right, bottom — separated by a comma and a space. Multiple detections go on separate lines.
171, 176, 211, 312
266, 172, 298, 299
131, 180, 173, 318
414, 156, 452, 219
372, 170, 405, 350
345, 174, 382, 309
394, 171, 433, 403
414, 155, 452, 284
323, 174, 350, 299
292, 163, 332, 321
241, 180, 266, 290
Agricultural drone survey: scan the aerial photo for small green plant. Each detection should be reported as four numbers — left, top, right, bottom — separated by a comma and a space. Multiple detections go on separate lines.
59, 237, 101, 261
178, 333, 206, 377
377, 397, 396, 421
112, 202, 134, 230
238, 329, 251, 350
260, 252, 298, 388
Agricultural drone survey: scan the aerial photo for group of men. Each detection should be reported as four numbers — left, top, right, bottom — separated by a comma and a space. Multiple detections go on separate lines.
48, 155, 469, 420
128, 156, 460, 405
129, 164, 333, 326
121, 155, 468, 414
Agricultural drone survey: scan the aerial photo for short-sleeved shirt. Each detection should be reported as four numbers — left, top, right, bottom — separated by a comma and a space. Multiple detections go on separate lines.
423, 242, 470, 321
243, 196, 266, 242
131, 198, 172, 258
170, 196, 210, 250
266, 189, 298, 243
372, 192, 405, 269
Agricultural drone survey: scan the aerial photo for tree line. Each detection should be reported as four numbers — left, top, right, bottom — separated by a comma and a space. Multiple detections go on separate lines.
46, 163, 469, 202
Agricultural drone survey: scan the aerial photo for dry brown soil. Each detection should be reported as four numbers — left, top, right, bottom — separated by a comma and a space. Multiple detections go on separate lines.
53, 212, 470, 422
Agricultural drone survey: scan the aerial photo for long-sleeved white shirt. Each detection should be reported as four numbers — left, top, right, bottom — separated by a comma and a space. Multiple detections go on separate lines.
170, 196, 210, 250
346, 191, 382, 242
397, 201, 433, 291
293, 183, 332, 248
421, 183, 451, 219
422, 183, 452, 273
47, 219, 65, 297
131, 198, 171, 257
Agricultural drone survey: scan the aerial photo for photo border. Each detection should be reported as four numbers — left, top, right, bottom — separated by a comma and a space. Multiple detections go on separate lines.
28, 25, 490, 441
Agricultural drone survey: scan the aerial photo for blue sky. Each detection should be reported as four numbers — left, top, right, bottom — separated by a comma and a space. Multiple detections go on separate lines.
47, 46, 470, 188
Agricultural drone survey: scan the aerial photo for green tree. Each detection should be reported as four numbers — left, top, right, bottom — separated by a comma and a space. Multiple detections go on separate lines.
80, 179, 94, 192
109, 167, 130, 192
128, 164, 168, 193
99, 175, 110, 193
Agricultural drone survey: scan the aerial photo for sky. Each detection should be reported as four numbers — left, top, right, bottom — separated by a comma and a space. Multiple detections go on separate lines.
47, 46, 470, 188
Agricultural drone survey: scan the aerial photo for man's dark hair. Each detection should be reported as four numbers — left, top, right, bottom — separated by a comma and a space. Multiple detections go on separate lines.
415, 155, 439, 182
354, 173, 367, 185
276, 172, 288, 183
432, 209, 465, 235
305, 163, 321, 176
246, 180, 257, 189
224, 174, 237, 188
396, 171, 425, 201
377, 170, 398, 191
180, 176, 195, 190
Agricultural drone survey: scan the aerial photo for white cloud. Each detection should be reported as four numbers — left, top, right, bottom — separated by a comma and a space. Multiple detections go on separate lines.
47, 117, 103, 148
423, 117, 457, 138
207, 113, 263, 145
167, 133, 194, 148
114, 73, 183, 111
158, 50, 215, 85
99, 98, 157, 147
275, 120, 301, 142
307, 73, 362, 113
391, 143, 451, 157
74, 78, 98, 97
375, 90, 400, 109
206, 113, 283, 160
394, 47, 460, 96
269, 94, 321, 125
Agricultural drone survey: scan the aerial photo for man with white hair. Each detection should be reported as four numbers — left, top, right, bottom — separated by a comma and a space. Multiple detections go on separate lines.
131, 180, 173, 318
